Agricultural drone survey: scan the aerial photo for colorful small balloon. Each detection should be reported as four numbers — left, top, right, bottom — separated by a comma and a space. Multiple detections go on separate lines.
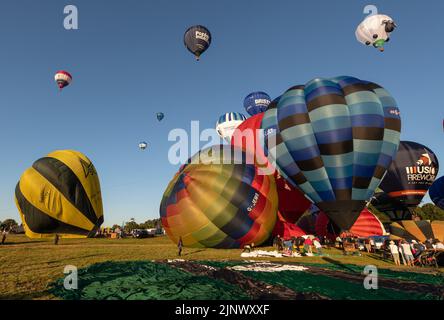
54, 70, 72, 91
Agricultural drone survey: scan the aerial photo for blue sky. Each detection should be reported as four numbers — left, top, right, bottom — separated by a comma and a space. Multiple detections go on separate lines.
0, 0, 442, 225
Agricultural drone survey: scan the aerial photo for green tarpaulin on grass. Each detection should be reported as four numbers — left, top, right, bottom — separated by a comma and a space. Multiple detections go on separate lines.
50, 260, 443, 300
49, 261, 249, 300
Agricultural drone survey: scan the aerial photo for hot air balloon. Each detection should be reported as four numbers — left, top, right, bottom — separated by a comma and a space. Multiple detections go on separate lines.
159, 145, 278, 248
15, 150, 104, 239
231, 113, 311, 222
315, 208, 386, 240
54, 70, 72, 91
429, 176, 444, 210
156, 112, 165, 122
390, 220, 444, 243
184, 25, 211, 61
216, 112, 246, 143
139, 142, 148, 150
355, 14, 397, 52
243, 92, 272, 116
371, 141, 439, 220
261, 76, 402, 231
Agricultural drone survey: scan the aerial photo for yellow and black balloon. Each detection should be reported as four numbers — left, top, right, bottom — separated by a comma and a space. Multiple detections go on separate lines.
15, 150, 104, 239
160, 145, 278, 248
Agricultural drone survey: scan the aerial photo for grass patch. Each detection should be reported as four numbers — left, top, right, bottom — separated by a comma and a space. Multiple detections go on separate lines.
0, 235, 442, 299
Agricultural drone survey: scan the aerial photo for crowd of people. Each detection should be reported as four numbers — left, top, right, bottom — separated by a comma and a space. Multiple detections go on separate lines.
268, 232, 444, 267
387, 238, 444, 267
272, 235, 325, 256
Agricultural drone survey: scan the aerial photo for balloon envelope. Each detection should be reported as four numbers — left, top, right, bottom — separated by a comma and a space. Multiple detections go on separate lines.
315, 208, 386, 240
156, 112, 164, 122
159, 145, 278, 248
355, 14, 396, 52
272, 212, 307, 240
429, 176, 444, 210
231, 113, 311, 222
243, 92, 271, 116
216, 112, 246, 143
15, 150, 104, 238
139, 142, 148, 150
373, 141, 439, 220
261, 76, 401, 230
184, 25, 211, 60
390, 220, 444, 243
54, 70, 72, 90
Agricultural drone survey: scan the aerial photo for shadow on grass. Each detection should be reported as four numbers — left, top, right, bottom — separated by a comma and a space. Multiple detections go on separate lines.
0, 240, 48, 245
180, 249, 206, 257
0, 291, 49, 300
321, 257, 360, 274
366, 253, 394, 264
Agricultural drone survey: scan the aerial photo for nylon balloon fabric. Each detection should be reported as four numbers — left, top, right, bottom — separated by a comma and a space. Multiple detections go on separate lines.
15, 150, 104, 239
390, 220, 444, 242
315, 208, 386, 240
429, 176, 444, 210
243, 91, 271, 116
184, 25, 211, 60
231, 113, 311, 223
261, 76, 401, 230
159, 145, 278, 248
373, 141, 439, 220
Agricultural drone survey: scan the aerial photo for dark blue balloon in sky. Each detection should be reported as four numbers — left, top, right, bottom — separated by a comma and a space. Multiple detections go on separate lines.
429, 176, 444, 210
156, 112, 164, 122
243, 92, 271, 116
184, 25, 212, 61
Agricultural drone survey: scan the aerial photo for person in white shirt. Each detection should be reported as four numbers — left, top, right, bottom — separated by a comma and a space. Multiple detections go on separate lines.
401, 241, 414, 266
1, 228, 8, 245
435, 241, 444, 250
388, 241, 400, 266
398, 241, 407, 265
313, 238, 323, 255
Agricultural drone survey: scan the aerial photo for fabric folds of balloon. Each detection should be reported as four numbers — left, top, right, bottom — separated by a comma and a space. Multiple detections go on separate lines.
15, 150, 104, 239
261, 76, 401, 231
159, 145, 278, 248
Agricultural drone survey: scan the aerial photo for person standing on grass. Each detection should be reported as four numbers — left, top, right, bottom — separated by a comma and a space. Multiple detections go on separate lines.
1, 228, 8, 245
313, 237, 323, 255
389, 241, 401, 266
364, 238, 371, 253
54, 234, 60, 245
304, 237, 313, 254
369, 237, 375, 252
178, 237, 183, 256
398, 240, 407, 265
401, 240, 414, 267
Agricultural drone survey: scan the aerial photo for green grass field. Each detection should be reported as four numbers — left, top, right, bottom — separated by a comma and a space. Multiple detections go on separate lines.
0, 234, 442, 300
